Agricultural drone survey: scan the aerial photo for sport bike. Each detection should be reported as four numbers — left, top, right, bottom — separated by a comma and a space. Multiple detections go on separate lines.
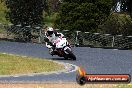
52, 37, 76, 60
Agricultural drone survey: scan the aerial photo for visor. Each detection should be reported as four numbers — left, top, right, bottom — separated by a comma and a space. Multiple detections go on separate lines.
47, 31, 53, 35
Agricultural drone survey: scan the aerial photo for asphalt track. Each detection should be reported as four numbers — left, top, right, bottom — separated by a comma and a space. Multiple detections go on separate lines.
0, 41, 132, 83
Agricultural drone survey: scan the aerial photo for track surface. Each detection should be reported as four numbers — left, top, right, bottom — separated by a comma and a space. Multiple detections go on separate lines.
0, 41, 132, 82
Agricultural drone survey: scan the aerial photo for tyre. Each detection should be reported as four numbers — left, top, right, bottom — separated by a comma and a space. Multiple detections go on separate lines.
65, 48, 76, 60
64, 55, 69, 60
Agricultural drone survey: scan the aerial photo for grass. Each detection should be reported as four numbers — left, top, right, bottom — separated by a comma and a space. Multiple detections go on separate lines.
0, 83, 132, 88
116, 84, 132, 88
0, 53, 64, 75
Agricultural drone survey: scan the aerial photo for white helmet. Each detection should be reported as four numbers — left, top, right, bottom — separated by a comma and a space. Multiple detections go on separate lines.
47, 27, 54, 36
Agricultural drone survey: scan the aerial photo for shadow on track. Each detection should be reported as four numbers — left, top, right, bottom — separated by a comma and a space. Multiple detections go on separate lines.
50, 58, 77, 61
50, 58, 67, 60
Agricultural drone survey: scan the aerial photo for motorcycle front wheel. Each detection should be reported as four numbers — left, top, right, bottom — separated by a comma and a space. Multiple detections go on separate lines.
65, 48, 76, 60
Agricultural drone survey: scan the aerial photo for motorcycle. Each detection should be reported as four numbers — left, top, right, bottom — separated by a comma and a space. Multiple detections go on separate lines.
51, 37, 76, 60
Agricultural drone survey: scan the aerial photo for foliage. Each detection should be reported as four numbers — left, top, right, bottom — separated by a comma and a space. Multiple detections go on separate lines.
112, 0, 132, 17
47, 0, 60, 13
0, 1, 10, 33
100, 13, 132, 36
127, 0, 132, 17
5, 0, 47, 41
55, 0, 113, 32
43, 12, 58, 27
5, 0, 46, 26
0, 0, 10, 24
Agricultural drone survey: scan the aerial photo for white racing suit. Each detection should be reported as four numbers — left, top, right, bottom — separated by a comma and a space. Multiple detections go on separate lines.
45, 31, 64, 55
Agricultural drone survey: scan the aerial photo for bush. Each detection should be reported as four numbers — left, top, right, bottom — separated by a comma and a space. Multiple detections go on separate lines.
100, 13, 132, 36
55, 0, 112, 32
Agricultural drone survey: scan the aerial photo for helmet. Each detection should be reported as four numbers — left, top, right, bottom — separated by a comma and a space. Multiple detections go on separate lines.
47, 27, 54, 36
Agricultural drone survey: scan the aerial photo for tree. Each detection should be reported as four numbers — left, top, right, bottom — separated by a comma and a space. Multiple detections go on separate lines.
112, 0, 132, 17
5, 0, 46, 41
127, 0, 132, 17
55, 0, 113, 32
100, 13, 132, 36
47, 0, 60, 13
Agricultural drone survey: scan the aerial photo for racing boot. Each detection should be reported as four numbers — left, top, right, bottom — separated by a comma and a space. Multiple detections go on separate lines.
49, 48, 55, 56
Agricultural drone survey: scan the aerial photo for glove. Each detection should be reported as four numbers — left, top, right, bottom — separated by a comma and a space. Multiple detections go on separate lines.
46, 45, 52, 49
52, 43, 56, 49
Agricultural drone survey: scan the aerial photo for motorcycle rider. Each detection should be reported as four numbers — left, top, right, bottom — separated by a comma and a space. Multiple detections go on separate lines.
44, 26, 64, 55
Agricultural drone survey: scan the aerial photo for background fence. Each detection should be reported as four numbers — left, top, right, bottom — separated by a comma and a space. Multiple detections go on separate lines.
0, 23, 132, 49
57, 30, 132, 49
0, 23, 41, 43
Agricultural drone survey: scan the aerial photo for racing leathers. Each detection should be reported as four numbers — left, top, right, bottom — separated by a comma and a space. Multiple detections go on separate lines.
44, 31, 64, 55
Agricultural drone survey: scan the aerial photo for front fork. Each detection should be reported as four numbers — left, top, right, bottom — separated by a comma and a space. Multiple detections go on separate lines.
64, 46, 71, 54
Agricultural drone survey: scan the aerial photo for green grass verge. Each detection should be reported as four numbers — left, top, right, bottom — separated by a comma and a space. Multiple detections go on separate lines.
0, 53, 64, 75
116, 84, 132, 88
